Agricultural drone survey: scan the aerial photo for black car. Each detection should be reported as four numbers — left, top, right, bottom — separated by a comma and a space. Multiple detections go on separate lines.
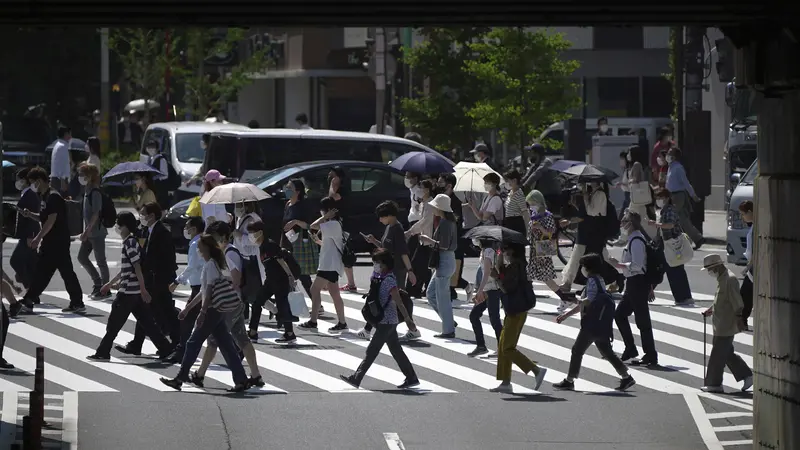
164, 160, 414, 253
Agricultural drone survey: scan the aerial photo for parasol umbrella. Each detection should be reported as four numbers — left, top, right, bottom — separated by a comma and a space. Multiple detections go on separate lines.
463, 225, 528, 245
102, 161, 161, 185
200, 182, 271, 205
389, 151, 454, 174
46, 138, 87, 152
549, 159, 586, 172
124, 99, 160, 112
559, 163, 618, 183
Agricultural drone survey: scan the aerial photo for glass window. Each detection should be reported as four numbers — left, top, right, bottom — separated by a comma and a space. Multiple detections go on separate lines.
141, 128, 167, 156
598, 77, 640, 117
175, 132, 206, 163
642, 77, 673, 117
1, 117, 51, 146
207, 135, 240, 178
593, 26, 644, 50
365, 168, 406, 194
243, 137, 299, 170
299, 168, 331, 199
740, 159, 758, 185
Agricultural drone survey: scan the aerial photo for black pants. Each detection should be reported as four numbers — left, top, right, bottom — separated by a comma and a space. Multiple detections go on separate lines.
173, 285, 201, 356
665, 264, 692, 303
0, 302, 8, 360
407, 240, 431, 298
740, 276, 753, 323
568, 328, 628, 379
615, 275, 658, 361
251, 285, 294, 334
96, 293, 173, 357
470, 290, 503, 348
450, 246, 469, 299
10, 239, 37, 289
128, 281, 180, 351
353, 323, 416, 385
24, 244, 83, 307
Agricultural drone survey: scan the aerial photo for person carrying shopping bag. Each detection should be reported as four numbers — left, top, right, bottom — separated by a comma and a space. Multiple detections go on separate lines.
648, 189, 694, 306
700, 254, 753, 393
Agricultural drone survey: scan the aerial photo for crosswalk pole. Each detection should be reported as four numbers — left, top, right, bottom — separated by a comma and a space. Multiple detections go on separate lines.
35, 347, 45, 427
702, 315, 707, 379
21, 415, 30, 449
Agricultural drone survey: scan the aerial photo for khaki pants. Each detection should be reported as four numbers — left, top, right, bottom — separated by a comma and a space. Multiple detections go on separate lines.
496, 312, 539, 382
705, 335, 752, 387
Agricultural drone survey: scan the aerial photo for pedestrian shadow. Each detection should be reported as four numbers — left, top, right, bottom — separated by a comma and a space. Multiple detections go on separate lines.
193, 387, 288, 398
379, 389, 431, 396
263, 343, 339, 351
399, 340, 432, 349
0, 368, 31, 378
502, 394, 567, 403
585, 391, 636, 398
721, 391, 753, 400
640, 364, 688, 373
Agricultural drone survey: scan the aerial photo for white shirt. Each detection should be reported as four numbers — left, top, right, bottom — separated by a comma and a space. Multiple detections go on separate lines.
408, 185, 424, 222
744, 225, 753, 262
50, 139, 71, 179
318, 220, 344, 274
407, 201, 434, 245
223, 244, 243, 277
233, 213, 261, 257
87, 154, 101, 168
368, 124, 395, 136
622, 230, 647, 277
584, 190, 607, 217
298, 124, 313, 130
201, 203, 228, 226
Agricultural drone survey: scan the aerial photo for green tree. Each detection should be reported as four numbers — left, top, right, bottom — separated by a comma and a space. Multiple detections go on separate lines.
109, 28, 179, 111
465, 27, 581, 161
175, 28, 274, 119
400, 27, 491, 152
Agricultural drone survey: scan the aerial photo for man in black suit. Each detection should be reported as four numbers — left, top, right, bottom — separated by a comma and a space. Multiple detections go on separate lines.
10, 168, 40, 296
117, 202, 180, 355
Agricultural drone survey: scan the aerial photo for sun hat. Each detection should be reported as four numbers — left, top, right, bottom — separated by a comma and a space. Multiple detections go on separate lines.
428, 193, 453, 213
701, 254, 725, 270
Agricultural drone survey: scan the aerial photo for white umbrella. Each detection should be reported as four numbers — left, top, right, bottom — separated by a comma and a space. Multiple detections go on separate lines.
452, 161, 502, 202
124, 99, 160, 112
200, 182, 271, 205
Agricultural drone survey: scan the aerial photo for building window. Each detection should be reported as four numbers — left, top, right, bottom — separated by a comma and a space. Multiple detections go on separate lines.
593, 26, 644, 50
597, 77, 640, 117
642, 76, 674, 117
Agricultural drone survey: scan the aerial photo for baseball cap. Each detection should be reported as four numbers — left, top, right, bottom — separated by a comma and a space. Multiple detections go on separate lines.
204, 169, 225, 182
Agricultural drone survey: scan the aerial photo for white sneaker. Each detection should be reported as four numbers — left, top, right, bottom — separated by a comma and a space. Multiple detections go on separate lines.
400, 329, 421, 341
489, 383, 513, 393
318, 305, 325, 315
742, 376, 753, 392
356, 328, 371, 340
557, 301, 570, 313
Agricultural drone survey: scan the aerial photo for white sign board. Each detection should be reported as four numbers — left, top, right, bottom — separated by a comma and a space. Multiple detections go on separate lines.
344, 28, 368, 49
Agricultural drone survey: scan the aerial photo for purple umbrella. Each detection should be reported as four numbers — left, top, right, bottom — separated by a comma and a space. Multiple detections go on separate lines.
389, 151, 454, 174
102, 161, 161, 185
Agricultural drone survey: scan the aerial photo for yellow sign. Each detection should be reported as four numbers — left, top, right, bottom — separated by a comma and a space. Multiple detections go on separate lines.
112, 84, 120, 92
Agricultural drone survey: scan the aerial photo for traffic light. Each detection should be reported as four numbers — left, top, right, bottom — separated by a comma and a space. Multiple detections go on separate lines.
111, 84, 121, 115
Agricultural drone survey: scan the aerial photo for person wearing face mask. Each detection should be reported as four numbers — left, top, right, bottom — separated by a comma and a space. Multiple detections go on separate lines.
616, 162, 657, 245
522, 144, 555, 194
596, 117, 612, 136
327, 167, 357, 292
77, 163, 110, 300
405, 179, 435, 297
615, 150, 633, 221
164, 216, 206, 362
116, 202, 180, 356
467, 238, 503, 357
185, 134, 212, 187
438, 173, 473, 301
647, 189, 694, 306
280, 179, 317, 305
502, 169, 529, 235
665, 148, 705, 250
469, 143, 498, 172
145, 139, 170, 209
232, 201, 263, 319
132, 173, 156, 210
10, 168, 40, 296
200, 170, 229, 226
737, 200, 754, 330
49, 126, 72, 194
87, 212, 174, 361
651, 127, 674, 183
525, 190, 571, 305
466, 173, 505, 226
19, 167, 84, 313
655, 150, 669, 187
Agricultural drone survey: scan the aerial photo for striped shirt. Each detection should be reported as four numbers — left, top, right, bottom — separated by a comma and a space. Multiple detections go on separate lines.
202, 260, 241, 312
504, 189, 527, 218
119, 236, 143, 294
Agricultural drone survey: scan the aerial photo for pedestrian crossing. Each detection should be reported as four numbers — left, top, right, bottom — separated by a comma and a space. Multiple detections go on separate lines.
0, 282, 755, 402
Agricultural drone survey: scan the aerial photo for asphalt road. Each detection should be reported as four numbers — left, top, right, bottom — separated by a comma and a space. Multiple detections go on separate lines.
0, 221, 754, 450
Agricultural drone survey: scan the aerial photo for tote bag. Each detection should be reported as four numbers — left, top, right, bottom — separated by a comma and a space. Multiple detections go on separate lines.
663, 231, 694, 267
287, 282, 309, 317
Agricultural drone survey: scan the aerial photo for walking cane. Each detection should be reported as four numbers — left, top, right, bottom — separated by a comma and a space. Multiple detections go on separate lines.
702, 313, 707, 379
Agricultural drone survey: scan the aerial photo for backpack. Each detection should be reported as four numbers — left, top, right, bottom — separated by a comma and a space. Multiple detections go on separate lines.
630, 235, 666, 286
151, 154, 181, 191
361, 274, 394, 325
225, 246, 249, 289
580, 277, 616, 338
605, 200, 620, 239
88, 188, 117, 228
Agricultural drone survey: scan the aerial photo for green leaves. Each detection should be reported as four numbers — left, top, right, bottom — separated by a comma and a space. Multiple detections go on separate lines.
109, 29, 180, 108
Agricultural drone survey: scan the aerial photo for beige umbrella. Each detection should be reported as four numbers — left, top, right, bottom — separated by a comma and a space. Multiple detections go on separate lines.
200, 182, 271, 205
452, 161, 502, 202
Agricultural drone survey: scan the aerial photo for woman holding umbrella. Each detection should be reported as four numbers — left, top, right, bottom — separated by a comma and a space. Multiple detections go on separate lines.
133, 174, 156, 210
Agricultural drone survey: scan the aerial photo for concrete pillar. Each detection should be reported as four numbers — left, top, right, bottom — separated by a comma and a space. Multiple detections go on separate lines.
753, 88, 800, 449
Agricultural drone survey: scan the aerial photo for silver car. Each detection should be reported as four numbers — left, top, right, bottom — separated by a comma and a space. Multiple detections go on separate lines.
726, 159, 757, 264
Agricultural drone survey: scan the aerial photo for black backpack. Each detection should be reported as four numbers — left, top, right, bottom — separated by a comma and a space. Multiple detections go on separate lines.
605, 200, 620, 239
151, 154, 181, 191
88, 188, 117, 228
580, 277, 616, 338
361, 275, 392, 325
630, 235, 666, 286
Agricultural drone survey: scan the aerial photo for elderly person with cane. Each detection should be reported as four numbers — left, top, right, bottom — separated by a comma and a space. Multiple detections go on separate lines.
700, 254, 753, 393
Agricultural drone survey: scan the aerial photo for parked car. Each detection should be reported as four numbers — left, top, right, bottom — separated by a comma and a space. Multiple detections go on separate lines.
164, 160, 416, 253
0, 116, 53, 169
726, 158, 757, 264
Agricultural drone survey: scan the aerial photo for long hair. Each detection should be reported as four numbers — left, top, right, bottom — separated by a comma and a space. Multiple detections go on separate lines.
198, 234, 227, 269
630, 162, 645, 183
86, 136, 101, 157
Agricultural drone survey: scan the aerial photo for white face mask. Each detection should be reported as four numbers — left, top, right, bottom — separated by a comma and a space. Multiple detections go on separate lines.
249, 231, 263, 244
471, 238, 481, 247
146, 147, 157, 156
503, 255, 512, 264
599, 124, 609, 133
626, 153, 632, 162
78, 176, 88, 186
404, 179, 414, 189
15, 180, 25, 191
484, 183, 494, 191
656, 199, 666, 208
666, 156, 675, 163
581, 267, 589, 278
373, 263, 382, 273
139, 215, 148, 226
619, 160, 627, 169
200, 142, 207, 150
657, 156, 666, 166
114, 225, 121, 235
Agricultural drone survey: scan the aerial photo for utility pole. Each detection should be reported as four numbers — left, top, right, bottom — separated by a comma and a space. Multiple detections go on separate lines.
100, 28, 111, 154
375, 27, 386, 135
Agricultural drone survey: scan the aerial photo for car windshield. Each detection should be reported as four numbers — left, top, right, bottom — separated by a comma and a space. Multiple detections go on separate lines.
741, 160, 758, 185
251, 166, 304, 189
175, 133, 206, 163
1, 117, 51, 144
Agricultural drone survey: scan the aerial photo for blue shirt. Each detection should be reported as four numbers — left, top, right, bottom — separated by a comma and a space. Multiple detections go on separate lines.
377, 273, 399, 325
176, 235, 202, 286
666, 161, 696, 198
585, 276, 606, 303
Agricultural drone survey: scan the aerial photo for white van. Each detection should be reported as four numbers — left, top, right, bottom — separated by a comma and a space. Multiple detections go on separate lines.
139, 121, 250, 197
726, 158, 757, 264
538, 117, 672, 155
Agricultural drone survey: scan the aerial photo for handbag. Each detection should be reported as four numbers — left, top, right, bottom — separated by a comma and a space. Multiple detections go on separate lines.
532, 236, 556, 257
662, 230, 694, 267
186, 196, 202, 217
287, 282, 309, 317
427, 247, 440, 269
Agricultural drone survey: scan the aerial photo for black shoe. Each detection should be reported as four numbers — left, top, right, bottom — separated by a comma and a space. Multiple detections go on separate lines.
693, 238, 706, 251
86, 354, 110, 362
298, 321, 318, 330
620, 348, 639, 362
397, 378, 420, 389
553, 379, 575, 390
189, 371, 204, 388
630, 357, 658, 367
115, 344, 142, 356
328, 322, 348, 332
160, 377, 183, 391
94, 291, 113, 300
276, 333, 297, 344
0, 359, 15, 370
467, 346, 489, 357
21, 299, 35, 312
248, 329, 259, 342
8, 302, 23, 318
227, 383, 249, 393
157, 347, 176, 360
617, 376, 636, 391
163, 352, 183, 364
248, 376, 266, 388
62, 305, 86, 314
434, 332, 455, 339
339, 374, 360, 389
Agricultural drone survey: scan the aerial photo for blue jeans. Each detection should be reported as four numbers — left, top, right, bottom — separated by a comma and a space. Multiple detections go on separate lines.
426, 251, 457, 334
177, 307, 248, 385
470, 289, 503, 348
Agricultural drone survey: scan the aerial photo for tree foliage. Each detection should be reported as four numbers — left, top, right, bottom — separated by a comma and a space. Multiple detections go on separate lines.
465, 27, 581, 148
399, 27, 491, 152
109, 29, 179, 110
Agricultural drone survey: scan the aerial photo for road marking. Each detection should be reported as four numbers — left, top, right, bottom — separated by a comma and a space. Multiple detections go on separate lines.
0, 389, 19, 448
63, 391, 79, 450
656, 291, 714, 301
720, 440, 752, 446
3, 348, 116, 392
683, 393, 725, 450
383, 432, 406, 450
713, 424, 752, 432
707, 411, 751, 419
698, 393, 753, 411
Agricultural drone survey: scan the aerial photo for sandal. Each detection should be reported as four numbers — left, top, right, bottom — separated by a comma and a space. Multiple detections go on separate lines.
189, 371, 205, 388
248, 329, 259, 342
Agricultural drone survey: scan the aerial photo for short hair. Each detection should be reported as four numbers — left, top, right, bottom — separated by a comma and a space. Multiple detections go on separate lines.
738, 200, 754, 213
371, 247, 395, 270
247, 220, 265, 233
483, 172, 501, 185
503, 169, 522, 183
16, 167, 30, 180
78, 163, 101, 183
116, 211, 138, 232
441, 173, 456, 187
247, 120, 260, 129
319, 197, 339, 218
295, 113, 308, 124
404, 132, 422, 143
57, 125, 71, 139
206, 220, 232, 239
201, 133, 211, 145
26, 166, 48, 182
670, 147, 683, 159
405, 172, 420, 180
186, 216, 205, 233
86, 136, 101, 157
146, 139, 159, 149
654, 188, 672, 199
597, 116, 608, 125
140, 202, 162, 220
420, 179, 433, 192
375, 200, 399, 218
579, 253, 604, 275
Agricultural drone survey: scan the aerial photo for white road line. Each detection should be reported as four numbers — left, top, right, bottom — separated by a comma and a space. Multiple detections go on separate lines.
698, 393, 753, 411
62, 391, 79, 450
707, 412, 751, 420
656, 291, 715, 301
383, 432, 406, 450
3, 348, 116, 393
683, 393, 725, 450
0, 375, 29, 392
720, 440, 752, 446
713, 424, 752, 432
0, 389, 19, 448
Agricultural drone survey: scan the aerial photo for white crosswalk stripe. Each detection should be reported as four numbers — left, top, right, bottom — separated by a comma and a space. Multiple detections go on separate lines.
0, 284, 754, 405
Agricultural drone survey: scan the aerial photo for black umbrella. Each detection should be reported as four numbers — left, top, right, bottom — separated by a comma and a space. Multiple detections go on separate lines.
560, 163, 618, 182
463, 225, 528, 245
